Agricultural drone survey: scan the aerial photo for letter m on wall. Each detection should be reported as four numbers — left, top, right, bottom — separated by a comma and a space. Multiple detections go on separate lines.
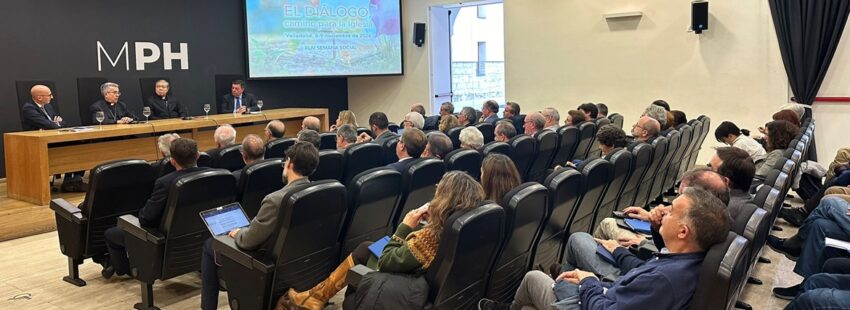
97, 41, 129, 71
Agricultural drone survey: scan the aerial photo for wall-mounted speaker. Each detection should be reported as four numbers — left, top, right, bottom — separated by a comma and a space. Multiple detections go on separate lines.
692, 1, 709, 34
414, 23, 426, 47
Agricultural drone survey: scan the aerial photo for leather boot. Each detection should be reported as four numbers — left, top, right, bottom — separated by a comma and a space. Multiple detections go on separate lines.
282, 255, 355, 310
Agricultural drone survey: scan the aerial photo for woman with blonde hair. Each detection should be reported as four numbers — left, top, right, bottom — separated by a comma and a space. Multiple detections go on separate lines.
439, 114, 461, 133
481, 154, 522, 202
281, 171, 485, 309
331, 110, 357, 131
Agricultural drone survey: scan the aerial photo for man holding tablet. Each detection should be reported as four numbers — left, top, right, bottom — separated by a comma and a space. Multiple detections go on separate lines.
200, 141, 319, 310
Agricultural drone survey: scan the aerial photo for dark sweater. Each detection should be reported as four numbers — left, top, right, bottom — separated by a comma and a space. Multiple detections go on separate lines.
578, 251, 705, 310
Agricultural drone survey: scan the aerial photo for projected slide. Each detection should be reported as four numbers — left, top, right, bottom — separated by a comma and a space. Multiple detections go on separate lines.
246, 0, 402, 78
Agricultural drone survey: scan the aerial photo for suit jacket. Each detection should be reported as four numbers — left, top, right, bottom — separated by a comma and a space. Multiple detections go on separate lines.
423, 115, 441, 131
145, 95, 186, 119
507, 115, 525, 135
387, 157, 418, 174
138, 166, 209, 227
220, 92, 257, 114
21, 101, 64, 130
90, 99, 135, 125
373, 130, 399, 146
480, 114, 499, 126
235, 177, 310, 250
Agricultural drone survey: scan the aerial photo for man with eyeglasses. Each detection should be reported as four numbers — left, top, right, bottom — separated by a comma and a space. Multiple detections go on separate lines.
89, 82, 135, 124
628, 116, 660, 148
22, 85, 87, 192
145, 80, 186, 119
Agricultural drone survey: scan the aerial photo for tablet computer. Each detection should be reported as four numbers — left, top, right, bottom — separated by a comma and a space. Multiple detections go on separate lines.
199, 203, 251, 236
624, 218, 652, 234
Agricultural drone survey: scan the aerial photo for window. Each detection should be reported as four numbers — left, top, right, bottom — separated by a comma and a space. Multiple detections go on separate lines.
477, 41, 487, 76
477, 6, 487, 19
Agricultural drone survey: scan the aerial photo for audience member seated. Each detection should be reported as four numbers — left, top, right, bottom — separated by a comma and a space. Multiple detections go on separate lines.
479, 187, 730, 310
302, 116, 321, 132
330, 110, 357, 131
264, 120, 286, 142
767, 196, 850, 300
458, 106, 477, 127
643, 104, 668, 131
206, 124, 237, 163
422, 132, 453, 159
410, 102, 426, 117
752, 120, 799, 191
665, 112, 675, 131
233, 134, 265, 184
503, 101, 524, 133
439, 101, 455, 117
439, 114, 461, 133
479, 100, 500, 125
459, 126, 484, 150
652, 99, 671, 111
336, 124, 358, 150
627, 116, 660, 147
90, 82, 134, 125
403, 111, 425, 130
577, 102, 598, 121
281, 171, 485, 309
480, 154, 521, 202
564, 110, 586, 127
596, 125, 627, 159
201, 142, 319, 310
494, 120, 517, 142
101, 138, 207, 279
412, 102, 440, 130
709, 147, 756, 219
297, 129, 321, 149
220, 80, 257, 114
714, 121, 767, 163
523, 112, 546, 137
596, 103, 608, 118
542, 107, 560, 131
23, 84, 86, 192
773, 109, 802, 128
386, 128, 426, 173
152, 133, 180, 172
670, 110, 687, 128
145, 79, 186, 119
357, 112, 398, 144
783, 257, 850, 309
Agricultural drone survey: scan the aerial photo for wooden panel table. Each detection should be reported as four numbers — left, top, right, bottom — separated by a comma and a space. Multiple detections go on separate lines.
4, 108, 328, 205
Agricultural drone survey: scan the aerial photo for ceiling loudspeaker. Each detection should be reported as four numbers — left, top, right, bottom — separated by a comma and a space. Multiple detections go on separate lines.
692, 1, 709, 34
414, 23, 426, 47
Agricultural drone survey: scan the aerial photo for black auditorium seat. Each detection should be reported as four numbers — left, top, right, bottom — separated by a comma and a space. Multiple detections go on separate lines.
685, 116, 711, 173
482, 141, 512, 157
567, 158, 613, 234
319, 132, 337, 150
632, 136, 668, 207
526, 130, 559, 182
340, 142, 384, 186
215, 144, 246, 172
445, 149, 483, 180
508, 135, 536, 180
534, 169, 583, 269
76, 77, 108, 126
265, 137, 297, 159
593, 149, 632, 229
236, 159, 284, 219
607, 113, 624, 129
312, 149, 343, 181
647, 129, 679, 203
117, 169, 237, 309
733, 206, 769, 310
550, 125, 580, 167
476, 122, 495, 144
197, 152, 214, 168
50, 159, 156, 286
382, 137, 399, 165
339, 168, 403, 258
153, 157, 176, 177
447, 127, 463, 149
393, 158, 445, 229
595, 117, 611, 128
662, 124, 692, 194
356, 127, 372, 138
573, 122, 596, 161
388, 122, 399, 134
690, 232, 749, 310
616, 143, 652, 210
214, 180, 347, 310
485, 183, 548, 303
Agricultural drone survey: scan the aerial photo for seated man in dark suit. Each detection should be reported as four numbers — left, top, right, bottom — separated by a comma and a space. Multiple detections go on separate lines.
145, 79, 186, 120
503, 101, 525, 134
200, 141, 319, 310
494, 120, 517, 143
356, 112, 398, 145
219, 80, 257, 114
387, 127, 427, 174
205, 124, 237, 164
233, 134, 265, 185
22, 85, 87, 192
101, 138, 208, 278
152, 133, 181, 176
422, 132, 453, 159
90, 82, 135, 125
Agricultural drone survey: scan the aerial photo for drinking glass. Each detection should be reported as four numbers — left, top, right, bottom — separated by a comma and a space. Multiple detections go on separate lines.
142, 107, 151, 123
203, 104, 211, 119
95, 111, 105, 129
257, 100, 264, 113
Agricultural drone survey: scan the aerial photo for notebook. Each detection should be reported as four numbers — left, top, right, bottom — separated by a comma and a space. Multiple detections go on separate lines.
369, 236, 391, 258
199, 203, 251, 236
624, 218, 652, 234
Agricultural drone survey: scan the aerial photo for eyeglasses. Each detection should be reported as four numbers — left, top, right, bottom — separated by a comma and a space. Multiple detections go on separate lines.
38, 94, 54, 98
107, 91, 122, 96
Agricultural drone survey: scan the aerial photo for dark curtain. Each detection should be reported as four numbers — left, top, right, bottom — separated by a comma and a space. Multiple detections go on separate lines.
768, 0, 850, 105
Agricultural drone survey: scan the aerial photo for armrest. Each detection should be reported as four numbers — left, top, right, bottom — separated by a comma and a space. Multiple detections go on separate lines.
49, 198, 86, 224
212, 235, 273, 272
345, 264, 377, 289
117, 215, 165, 244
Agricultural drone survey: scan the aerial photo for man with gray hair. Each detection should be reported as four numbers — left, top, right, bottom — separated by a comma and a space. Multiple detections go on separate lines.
480, 100, 500, 125
297, 129, 321, 149
523, 112, 546, 137
157, 133, 181, 157
422, 132, 453, 159
410, 103, 426, 116
233, 134, 266, 184
264, 120, 286, 142
439, 101, 455, 117
542, 107, 560, 131
403, 111, 425, 129
301, 116, 321, 132
459, 126, 484, 150
206, 124, 237, 163
643, 104, 668, 129
90, 82, 134, 124
336, 124, 358, 150
494, 120, 517, 142
458, 106, 477, 127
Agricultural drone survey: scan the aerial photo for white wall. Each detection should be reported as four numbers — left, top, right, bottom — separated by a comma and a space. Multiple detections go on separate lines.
348, 0, 844, 164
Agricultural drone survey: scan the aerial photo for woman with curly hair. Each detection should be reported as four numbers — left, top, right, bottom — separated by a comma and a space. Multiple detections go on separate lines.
596, 124, 628, 158
439, 114, 461, 133
281, 171, 485, 309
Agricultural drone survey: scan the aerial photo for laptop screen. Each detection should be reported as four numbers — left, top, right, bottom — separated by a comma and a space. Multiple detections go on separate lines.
200, 203, 251, 236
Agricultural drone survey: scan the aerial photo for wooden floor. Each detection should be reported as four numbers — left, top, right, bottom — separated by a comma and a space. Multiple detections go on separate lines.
0, 180, 85, 242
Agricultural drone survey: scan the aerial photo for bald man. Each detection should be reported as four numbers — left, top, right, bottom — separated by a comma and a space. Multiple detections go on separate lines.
22, 85, 86, 192
301, 116, 321, 132
629, 116, 661, 147
264, 120, 286, 142
233, 134, 265, 185
523, 112, 546, 137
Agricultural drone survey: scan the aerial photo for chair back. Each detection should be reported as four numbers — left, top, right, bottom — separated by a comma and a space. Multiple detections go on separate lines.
608, 113, 624, 129
265, 138, 297, 159
394, 158, 446, 229
237, 159, 284, 219
594, 149, 632, 228
482, 141, 512, 157
340, 168, 403, 257
534, 169, 583, 268
447, 127, 463, 149
690, 232, 749, 310
567, 158, 613, 234
445, 149, 483, 180
526, 130, 559, 182
319, 132, 337, 150
340, 143, 384, 186
618, 143, 653, 208
197, 152, 213, 167
508, 135, 536, 180
551, 126, 580, 167
476, 122, 495, 144
215, 145, 246, 172
573, 122, 597, 160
